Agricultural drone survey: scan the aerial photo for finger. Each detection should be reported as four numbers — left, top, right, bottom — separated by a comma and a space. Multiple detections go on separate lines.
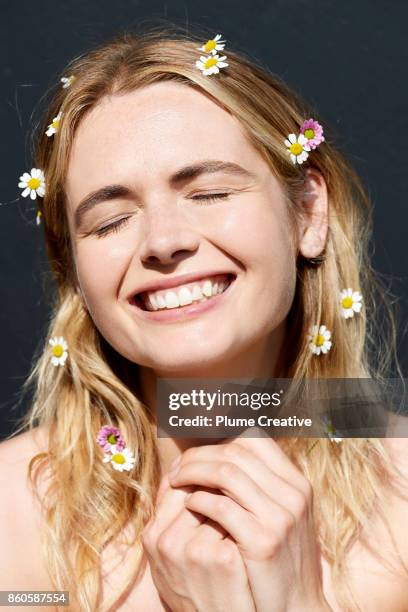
163, 505, 223, 552
184, 490, 261, 558
230, 435, 309, 493
170, 444, 309, 517
170, 460, 288, 523
155, 491, 230, 568
155, 473, 171, 505
192, 491, 229, 541
184, 435, 308, 494
153, 480, 203, 534
186, 528, 256, 612
196, 516, 228, 540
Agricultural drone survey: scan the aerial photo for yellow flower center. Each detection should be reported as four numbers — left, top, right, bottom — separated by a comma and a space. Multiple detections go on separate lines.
204, 39, 216, 52
28, 178, 41, 190
290, 142, 303, 156
52, 344, 63, 357
342, 296, 353, 309
107, 434, 117, 444
52, 119, 60, 130
204, 56, 218, 69
314, 334, 325, 346
304, 128, 315, 139
112, 453, 125, 464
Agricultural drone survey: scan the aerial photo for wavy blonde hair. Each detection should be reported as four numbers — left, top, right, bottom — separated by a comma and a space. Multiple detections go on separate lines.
9, 22, 407, 611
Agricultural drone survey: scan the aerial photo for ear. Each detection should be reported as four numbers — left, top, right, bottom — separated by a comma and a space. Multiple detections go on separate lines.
297, 168, 328, 258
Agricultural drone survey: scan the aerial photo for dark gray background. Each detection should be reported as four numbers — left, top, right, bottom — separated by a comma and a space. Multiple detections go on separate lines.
1, 1, 407, 440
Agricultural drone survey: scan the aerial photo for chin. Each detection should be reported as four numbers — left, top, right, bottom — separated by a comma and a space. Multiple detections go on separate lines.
148, 344, 235, 375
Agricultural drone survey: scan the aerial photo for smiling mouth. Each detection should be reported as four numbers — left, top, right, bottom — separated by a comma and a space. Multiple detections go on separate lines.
132, 273, 236, 312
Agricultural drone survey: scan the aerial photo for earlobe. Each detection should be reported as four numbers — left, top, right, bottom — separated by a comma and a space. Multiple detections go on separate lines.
298, 169, 329, 259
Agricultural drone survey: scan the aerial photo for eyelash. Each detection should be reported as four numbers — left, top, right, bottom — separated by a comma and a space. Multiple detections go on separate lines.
93, 193, 231, 238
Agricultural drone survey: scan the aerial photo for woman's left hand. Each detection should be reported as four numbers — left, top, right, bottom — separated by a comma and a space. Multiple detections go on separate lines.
168, 435, 331, 612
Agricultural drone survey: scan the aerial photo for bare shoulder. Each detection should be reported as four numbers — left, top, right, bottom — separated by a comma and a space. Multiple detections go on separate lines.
0, 424, 49, 460
381, 416, 408, 556
0, 425, 54, 590
348, 423, 408, 608
384, 412, 408, 468
322, 425, 408, 611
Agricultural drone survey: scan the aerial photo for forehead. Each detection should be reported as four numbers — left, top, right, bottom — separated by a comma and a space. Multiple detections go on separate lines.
65, 82, 268, 205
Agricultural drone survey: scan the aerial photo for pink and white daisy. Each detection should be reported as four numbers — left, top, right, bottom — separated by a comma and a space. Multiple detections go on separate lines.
300, 118, 325, 150
96, 425, 126, 453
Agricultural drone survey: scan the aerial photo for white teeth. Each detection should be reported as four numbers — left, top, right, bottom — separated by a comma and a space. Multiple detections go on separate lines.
178, 287, 193, 306
191, 285, 202, 301
149, 293, 159, 309
156, 294, 167, 309
202, 280, 213, 297
143, 276, 231, 311
164, 291, 179, 309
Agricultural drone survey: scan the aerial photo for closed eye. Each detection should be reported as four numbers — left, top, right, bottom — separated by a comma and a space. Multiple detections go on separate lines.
192, 193, 231, 204
93, 193, 231, 237
94, 216, 131, 238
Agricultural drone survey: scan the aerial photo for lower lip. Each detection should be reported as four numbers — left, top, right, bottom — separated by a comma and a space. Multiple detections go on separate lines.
129, 276, 237, 323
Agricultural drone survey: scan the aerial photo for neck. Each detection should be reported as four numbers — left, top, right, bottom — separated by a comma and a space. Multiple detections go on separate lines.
137, 322, 286, 473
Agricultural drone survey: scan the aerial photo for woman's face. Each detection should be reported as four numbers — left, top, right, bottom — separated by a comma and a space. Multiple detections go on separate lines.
65, 82, 323, 378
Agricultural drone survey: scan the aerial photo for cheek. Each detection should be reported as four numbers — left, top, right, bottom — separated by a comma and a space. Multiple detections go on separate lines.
75, 241, 131, 308
221, 200, 297, 322
215, 197, 296, 274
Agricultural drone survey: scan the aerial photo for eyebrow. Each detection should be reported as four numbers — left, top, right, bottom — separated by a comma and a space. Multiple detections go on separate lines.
73, 159, 256, 230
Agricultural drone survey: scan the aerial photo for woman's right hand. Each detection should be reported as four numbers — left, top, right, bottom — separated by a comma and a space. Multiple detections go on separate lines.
141, 472, 256, 612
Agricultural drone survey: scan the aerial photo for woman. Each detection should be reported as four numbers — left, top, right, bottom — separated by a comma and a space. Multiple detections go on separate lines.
1, 25, 407, 611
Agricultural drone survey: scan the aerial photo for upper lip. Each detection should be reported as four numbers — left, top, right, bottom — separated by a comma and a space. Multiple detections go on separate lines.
129, 270, 236, 299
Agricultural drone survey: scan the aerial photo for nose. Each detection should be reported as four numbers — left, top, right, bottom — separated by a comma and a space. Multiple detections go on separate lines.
138, 200, 200, 266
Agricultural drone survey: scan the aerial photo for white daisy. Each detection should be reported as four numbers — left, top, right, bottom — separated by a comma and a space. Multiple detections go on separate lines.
18, 168, 46, 200
49, 335, 69, 367
339, 288, 363, 319
307, 324, 332, 355
197, 34, 226, 55
46, 111, 62, 137
61, 75, 75, 88
284, 133, 311, 165
103, 447, 136, 472
36, 210, 42, 226
195, 53, 228, 76
322, 415, 343, 443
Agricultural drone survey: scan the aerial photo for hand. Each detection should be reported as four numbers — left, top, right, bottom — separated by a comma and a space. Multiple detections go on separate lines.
141, 472, 256, 611
167, 436, 331, 612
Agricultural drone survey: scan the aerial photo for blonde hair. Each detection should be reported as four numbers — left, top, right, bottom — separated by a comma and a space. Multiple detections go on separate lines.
10, 22, 407, 611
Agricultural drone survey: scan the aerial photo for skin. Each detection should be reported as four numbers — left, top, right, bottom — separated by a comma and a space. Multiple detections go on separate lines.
65, 81, 331, 610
